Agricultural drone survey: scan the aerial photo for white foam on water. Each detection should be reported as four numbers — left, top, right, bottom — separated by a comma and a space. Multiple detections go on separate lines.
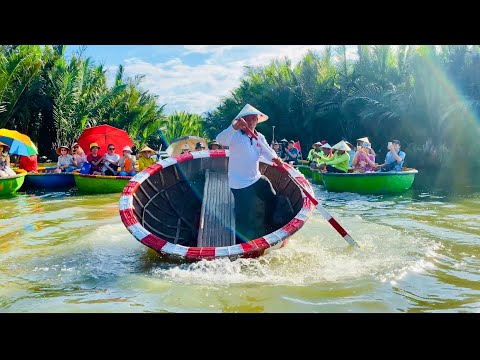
150, 214, 442, 287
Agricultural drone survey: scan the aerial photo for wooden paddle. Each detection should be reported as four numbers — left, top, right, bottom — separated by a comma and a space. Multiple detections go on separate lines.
243, 126, 359, 247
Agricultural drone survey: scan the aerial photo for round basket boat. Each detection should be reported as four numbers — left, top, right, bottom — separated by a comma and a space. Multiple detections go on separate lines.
119, 150, 315, 261
0, 169, 27, 196
73, 173, 133, 194
321, 168, 418, 194
23, 168, 75, 190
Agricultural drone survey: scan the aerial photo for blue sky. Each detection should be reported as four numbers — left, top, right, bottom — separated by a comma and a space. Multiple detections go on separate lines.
65, 45, 357, 115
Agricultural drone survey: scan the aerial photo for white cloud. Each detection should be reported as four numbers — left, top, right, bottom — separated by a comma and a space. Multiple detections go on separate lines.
120, 45, 356, 114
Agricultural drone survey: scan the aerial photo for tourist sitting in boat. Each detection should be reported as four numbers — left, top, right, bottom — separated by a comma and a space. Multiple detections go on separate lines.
19, 154, 38, 173
102, 143, 120, 176
353, 142, 376, 172
53, 145, 76, 173
269, 141, 280, 157
279, 138, 288, 158
0, 142, 11, 168
356, 137, 376, 157
317, 140, 351, 173
0, 160, 16, 177
376, 140, 405, 172
118, 146, 137, 176
283, 140, 299, 165
195, 142, 206, 151
71, 143, 87, 171
180, 144, 191, 155
137, 146, 156, 171
311, 142, 333, 169
318, 142, 333, 160
216, 104, 283, 243
340, 139, 355, 167
87, 143, 104, 175
307, 142, 322, 167
209, 140, 222, 150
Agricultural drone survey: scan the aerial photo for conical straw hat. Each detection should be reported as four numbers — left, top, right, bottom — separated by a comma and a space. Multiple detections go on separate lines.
234, 104, 269, 123
357, 137, 370, 143
140, 146, 156, 154
332, 141, 351, 151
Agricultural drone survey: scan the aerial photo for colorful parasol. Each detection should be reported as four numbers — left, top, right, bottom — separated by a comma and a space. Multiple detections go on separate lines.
0, 129, 38, 156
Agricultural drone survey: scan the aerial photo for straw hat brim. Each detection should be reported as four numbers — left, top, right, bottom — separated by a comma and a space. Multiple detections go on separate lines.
235, 104, 269, 123
357, 137, 370, 143
140, 146, 156, 154
56, 146, 70, 155
332, 141, 351, 152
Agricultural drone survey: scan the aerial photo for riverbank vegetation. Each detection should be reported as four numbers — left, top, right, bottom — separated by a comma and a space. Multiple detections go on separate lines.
2, 45, 479, 188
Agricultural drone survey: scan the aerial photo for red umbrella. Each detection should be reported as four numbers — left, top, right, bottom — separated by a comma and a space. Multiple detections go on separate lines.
77, 125, 134, 155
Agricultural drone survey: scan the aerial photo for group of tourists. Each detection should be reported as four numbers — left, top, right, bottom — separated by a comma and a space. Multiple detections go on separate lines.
271, 140, 300, 165
52, 143, 162, 176
305, 136, 406, 174
179, 140, 223, 155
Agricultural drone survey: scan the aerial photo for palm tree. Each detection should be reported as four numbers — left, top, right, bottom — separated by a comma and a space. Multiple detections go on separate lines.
162, 111, 206, 143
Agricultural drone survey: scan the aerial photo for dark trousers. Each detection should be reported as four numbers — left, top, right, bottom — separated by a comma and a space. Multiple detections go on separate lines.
231, 176, 277, 243
326, 165, 346, 173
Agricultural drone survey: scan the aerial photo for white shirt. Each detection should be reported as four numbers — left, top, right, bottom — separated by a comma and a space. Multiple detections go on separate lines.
216, 125, 274, 189
102, 153, 120, 173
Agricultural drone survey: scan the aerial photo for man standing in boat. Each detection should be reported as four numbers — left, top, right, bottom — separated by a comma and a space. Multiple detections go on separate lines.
216, 104, 283, 243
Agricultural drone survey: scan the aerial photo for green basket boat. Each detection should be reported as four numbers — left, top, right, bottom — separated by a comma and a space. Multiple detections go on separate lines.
73, 173, 132, 194
295, 165, 313, 178
311, 169, 323, 185
0, 169, 27, 196
321, 168, 418, 194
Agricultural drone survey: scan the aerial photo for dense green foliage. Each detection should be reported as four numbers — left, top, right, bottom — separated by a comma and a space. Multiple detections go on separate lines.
2, 45, 479, 188
0, 45, 204, 157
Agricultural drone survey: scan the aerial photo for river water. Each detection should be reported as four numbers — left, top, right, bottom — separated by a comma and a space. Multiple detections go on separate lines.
1, 175, 479, 312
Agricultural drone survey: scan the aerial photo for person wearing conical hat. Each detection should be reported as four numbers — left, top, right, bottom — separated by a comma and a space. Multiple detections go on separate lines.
307, 142, 323, 167
310, 143, 333, 169
318, 142, 333, 160
356, 136, 375, 153
216, 103, 283, 243
353, 142, 376, 173
208, 140, 222, 150
317, 140, 351, 173
138, 145, 157, 172
118, 146, 137, 176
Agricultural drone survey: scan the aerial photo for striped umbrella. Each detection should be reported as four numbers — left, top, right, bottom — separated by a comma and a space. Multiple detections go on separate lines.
0, 129, 38, 156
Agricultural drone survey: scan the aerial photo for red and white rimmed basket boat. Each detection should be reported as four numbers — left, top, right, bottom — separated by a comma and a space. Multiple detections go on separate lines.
119, 149, 315, 261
